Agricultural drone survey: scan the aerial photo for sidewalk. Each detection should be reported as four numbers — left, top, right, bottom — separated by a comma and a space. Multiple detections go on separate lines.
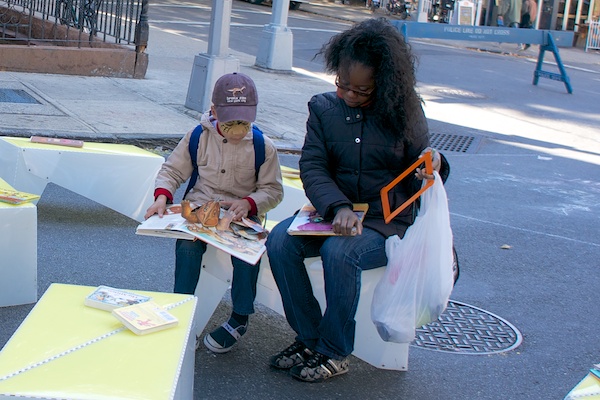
1, 2, 599, 399
0, 0, 598, 148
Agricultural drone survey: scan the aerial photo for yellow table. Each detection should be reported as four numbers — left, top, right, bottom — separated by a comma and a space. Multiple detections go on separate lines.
0, 283, 197, 399
565, 369, 600, 399
0, 137, 164, 222
0, 178, 37, 307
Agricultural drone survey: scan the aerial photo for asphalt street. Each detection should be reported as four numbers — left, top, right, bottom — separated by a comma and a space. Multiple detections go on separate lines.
0, 0, 599, 398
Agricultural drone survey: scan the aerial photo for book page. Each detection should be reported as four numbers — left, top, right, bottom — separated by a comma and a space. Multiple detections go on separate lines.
176, 220, 266, 265
137, 204, 267, 265
287, 203, 369, 236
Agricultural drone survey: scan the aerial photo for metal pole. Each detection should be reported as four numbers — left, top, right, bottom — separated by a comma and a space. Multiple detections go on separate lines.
134, 0, 149, 53
185, 0, 240, 112
255, 0, 294, 71
562, 0, 572, 30
574, 0, 584, 31
535, 0, 542, 29
207, 0, 230, 56
416, 0, 429, 22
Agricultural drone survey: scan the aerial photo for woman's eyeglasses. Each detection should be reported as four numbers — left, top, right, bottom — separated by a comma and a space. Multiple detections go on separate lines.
335, 78, 375, 97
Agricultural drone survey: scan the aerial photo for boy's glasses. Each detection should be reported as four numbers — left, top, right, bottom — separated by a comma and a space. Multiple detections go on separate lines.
335, 78, 375, 97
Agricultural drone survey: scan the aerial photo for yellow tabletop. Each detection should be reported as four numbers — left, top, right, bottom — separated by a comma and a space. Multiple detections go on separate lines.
0, 283, 196, 400
565, 371, 600, 399
0, 136, 162, 158
281, 165, 303, 191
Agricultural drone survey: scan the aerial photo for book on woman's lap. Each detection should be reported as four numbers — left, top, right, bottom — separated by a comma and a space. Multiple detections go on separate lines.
287, 203, 368, 236
136, 204, 267, 265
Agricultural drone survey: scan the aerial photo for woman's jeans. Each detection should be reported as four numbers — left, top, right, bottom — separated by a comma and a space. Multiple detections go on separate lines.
174, 239, 259, 316
266, 216, 387, 360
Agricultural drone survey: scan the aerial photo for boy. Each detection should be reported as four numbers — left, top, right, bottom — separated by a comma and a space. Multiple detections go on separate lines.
145, 72, 283, 353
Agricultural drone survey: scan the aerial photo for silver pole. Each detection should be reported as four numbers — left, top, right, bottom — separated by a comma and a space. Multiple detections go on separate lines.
185, 0, 240, 112
255, 0, 294, 71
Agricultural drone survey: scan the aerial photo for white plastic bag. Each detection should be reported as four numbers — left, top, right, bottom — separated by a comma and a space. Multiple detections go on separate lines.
371, 171, 454, 343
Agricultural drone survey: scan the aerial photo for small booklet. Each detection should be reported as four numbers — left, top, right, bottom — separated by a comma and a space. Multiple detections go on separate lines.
0, 188, 40, 205
112, 301, 178, 335
136, 204, 268, 265
84, 285, 152, 311
287, 203, 369, 236
30, 136, 84, 148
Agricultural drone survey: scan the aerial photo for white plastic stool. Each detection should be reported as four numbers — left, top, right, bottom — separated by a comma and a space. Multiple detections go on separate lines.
192, 173, 409, 370
0, 178, 37, 307
0, 137, 164, 222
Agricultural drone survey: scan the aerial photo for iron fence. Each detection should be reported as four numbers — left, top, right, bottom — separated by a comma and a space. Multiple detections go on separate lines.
586, 19, 600, 52
0, 0, 148, 49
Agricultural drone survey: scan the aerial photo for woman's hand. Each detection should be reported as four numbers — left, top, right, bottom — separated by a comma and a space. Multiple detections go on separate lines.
332, 207, 363, 236
415, 147, 441, 180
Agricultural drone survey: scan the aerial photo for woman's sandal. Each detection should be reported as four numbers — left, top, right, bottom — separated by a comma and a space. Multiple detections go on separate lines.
203, 320, 248, 353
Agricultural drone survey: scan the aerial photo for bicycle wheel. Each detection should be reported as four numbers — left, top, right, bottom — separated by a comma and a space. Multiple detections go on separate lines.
81, 0, 101, 35
55, 0, 77, 26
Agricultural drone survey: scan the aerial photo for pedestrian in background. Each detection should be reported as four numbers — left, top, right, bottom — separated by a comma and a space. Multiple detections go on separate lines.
520, 0, 537, 49
497, 0, 522, 27
144, 72, 283, 354
266, 18, 450, 383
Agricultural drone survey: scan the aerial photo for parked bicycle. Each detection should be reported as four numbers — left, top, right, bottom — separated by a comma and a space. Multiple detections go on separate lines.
55, 0, 102, 35
386, 0, 412, 19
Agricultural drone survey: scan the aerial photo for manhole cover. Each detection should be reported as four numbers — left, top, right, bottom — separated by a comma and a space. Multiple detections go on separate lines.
412, 300, 522, 354
430, 132, 479, 153
0, 88, 40, 104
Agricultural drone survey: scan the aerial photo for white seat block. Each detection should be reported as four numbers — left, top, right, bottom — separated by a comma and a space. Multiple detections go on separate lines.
0, 137, 164, 222
0, 187, 37, 307
192, 172, 409, 370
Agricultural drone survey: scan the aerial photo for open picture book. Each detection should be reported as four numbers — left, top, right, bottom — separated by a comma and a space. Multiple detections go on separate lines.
287, 203, 369, 236
136, 204, 267, 265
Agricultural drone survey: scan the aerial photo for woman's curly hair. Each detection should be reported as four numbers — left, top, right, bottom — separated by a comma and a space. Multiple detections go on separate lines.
318, 18, 422, 141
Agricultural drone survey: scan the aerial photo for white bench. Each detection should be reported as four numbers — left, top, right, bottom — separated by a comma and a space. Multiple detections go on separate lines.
0, 137, 164, 222
0, 177, 37, 307
193, 173, 409, 371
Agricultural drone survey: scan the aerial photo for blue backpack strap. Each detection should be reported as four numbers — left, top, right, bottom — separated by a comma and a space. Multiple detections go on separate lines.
184, 125, 204, 199
252, 124, 265, 179
185, 124, 265, 199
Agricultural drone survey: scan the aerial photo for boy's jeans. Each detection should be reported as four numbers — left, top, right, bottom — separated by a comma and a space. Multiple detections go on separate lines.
174, 239, 259, 316
266, 216, 387, 360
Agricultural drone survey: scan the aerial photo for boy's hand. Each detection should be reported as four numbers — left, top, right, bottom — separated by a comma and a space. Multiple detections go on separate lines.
220, 199, 251, 221
144, 195, 168, 219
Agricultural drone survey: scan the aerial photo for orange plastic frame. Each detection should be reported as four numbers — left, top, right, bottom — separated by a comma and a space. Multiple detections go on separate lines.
380, 151, 434, 224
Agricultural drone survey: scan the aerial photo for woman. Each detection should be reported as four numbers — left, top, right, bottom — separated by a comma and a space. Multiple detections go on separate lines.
266, 18, 449, 383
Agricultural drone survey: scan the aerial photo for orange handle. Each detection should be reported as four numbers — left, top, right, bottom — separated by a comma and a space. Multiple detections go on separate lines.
380, 151, 434, 224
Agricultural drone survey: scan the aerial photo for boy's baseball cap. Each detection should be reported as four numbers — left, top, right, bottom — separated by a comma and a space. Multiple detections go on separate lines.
212, 72, 258, 123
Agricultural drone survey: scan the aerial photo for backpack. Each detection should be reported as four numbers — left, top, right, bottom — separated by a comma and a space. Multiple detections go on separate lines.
183, 124, 265, 198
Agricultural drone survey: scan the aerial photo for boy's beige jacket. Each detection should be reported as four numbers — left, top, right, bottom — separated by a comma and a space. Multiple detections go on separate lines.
154, 112, 283, 219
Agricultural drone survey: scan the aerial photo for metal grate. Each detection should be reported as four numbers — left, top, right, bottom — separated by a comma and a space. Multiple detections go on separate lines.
412, 300, 523, 355
430, 132, 479, 153
0, 89, 40, 104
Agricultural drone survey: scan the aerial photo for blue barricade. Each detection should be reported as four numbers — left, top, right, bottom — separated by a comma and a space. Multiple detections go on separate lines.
391, 21, 575, 94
